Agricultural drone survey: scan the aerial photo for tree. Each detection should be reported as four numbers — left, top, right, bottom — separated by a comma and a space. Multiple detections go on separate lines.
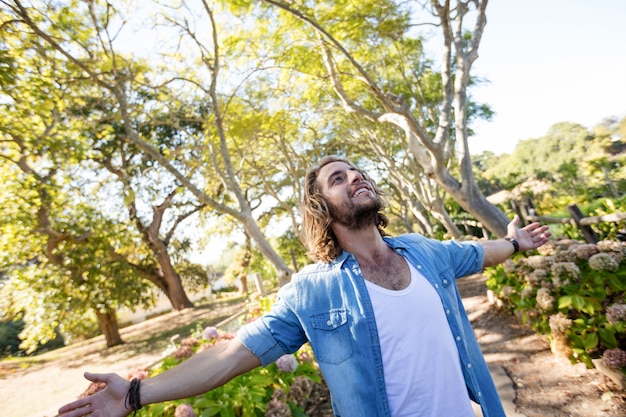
4, 0, 297, 286
259, 0, 512, 236
0, 3, 203, 347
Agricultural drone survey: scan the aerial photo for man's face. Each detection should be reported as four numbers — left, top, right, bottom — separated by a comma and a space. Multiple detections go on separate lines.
316, 161, 381, 230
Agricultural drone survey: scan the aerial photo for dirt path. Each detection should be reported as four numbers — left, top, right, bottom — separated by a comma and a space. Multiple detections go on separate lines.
1, 277, 625, 417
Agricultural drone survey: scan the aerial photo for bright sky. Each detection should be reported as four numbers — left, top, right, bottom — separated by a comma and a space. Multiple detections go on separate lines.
464, 0, 626, 155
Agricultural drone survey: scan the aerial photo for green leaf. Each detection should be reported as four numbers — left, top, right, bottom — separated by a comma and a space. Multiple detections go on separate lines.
598, 328, 618, 349
582, 332, 598, 350
571, 294, 586, 311
558, 295, 573, 309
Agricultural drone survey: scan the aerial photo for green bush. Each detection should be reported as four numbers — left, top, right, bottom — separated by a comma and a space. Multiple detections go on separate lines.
484, 239, 626, 373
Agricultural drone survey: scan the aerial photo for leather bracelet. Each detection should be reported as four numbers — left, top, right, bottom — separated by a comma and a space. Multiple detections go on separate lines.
125, 378, 142, 416
504, 237, 519, 254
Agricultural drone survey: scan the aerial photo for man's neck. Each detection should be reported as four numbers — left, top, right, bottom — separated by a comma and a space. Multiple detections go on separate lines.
332, 224, 389, 264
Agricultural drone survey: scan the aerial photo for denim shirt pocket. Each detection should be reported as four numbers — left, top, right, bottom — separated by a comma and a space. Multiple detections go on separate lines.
309, 309, 353, 364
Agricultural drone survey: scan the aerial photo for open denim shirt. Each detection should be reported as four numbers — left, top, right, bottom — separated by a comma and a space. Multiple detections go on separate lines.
238, 234, 506, 417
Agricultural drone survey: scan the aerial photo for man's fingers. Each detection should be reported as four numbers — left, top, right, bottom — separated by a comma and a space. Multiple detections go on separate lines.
57, 397, 90, 414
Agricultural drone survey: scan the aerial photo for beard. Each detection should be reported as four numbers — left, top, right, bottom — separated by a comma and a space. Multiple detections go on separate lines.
327, 194, 383, 230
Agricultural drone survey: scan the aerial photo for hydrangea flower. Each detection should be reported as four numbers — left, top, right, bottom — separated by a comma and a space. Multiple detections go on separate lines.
551, 262, 580, 282
597, 240, 625, 254
588, 253, 619, 272
181, 337, 199, 347
502, 259, 517, 274
174, 345, 194, 360
606, 304, 626, 325
603, 348, 626, 370
536, 288, 555, 311
526, 269, 547, 286
521, 287, 534, 300
554, 248, 577, 263
276, 354, 298, 373
549, 312, 572, 334
126, 368, 149, 380
501, 285, 514, 298
266, 390, 291, 417
174, 403, 197, 417
202, 326, 219, 341
526, 255, 551, 270
289, 375, 313, 405
537, 241, 557, 256
297, 349, 313, 364
573, 243, 599, 260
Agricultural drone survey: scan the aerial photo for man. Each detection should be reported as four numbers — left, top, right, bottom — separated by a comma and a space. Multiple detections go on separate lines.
58, 156, 551, 417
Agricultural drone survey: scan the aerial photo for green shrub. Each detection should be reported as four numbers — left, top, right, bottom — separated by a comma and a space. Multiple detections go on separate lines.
485, 239, 626, 373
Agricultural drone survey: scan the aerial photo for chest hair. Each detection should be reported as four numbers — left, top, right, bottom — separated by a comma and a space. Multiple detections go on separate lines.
359, 251, 410, 290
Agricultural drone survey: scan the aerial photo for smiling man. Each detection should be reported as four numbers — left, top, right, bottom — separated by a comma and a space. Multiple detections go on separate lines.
58, 156, 551, 417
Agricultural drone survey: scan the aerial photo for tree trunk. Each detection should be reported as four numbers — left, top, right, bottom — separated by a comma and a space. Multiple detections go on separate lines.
437, 171, 510, 237
242, 216, 292, 286
96, 310, 124, 347
147, 231, 194, 310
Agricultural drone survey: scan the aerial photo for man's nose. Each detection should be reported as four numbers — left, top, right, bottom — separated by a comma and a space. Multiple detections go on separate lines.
348, 170, 364, 183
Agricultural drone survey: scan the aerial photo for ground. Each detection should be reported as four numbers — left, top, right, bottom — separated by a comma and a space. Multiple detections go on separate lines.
0, 275, 624, 417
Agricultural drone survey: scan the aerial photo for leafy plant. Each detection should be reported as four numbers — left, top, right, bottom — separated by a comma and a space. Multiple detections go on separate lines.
485, 239, 626, 372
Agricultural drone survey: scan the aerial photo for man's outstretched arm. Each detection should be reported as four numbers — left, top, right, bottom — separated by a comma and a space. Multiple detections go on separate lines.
481, 215, 551, 268
58, 337, 261, 417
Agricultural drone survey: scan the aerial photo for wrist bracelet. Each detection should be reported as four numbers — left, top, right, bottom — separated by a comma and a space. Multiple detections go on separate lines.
125, 378, 142, 416
504, 237, 519, 254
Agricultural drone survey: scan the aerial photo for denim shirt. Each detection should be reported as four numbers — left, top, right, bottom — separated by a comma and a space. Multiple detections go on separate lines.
238, 234, 506, 417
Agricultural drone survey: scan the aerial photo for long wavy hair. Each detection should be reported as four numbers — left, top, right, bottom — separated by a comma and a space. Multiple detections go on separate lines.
300, 156, 389, 263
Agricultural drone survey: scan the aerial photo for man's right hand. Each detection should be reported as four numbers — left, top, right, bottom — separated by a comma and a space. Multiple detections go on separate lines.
57, 372, 132, 417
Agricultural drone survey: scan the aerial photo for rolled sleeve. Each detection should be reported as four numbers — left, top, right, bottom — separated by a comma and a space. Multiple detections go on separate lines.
237, 286, 308, 367
444, 239, 485, 277
237, 318, 288, 366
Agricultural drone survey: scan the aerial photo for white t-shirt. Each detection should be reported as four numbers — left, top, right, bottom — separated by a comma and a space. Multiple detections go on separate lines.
365, 260, 475, 417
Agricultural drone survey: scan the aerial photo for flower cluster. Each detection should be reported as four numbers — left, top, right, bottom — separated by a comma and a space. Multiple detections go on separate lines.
265, 390, 291, 417
289, 375, 313, 404
572, 243, 599, 260
501, 285, 514, 298
264, 375, 314, 417
606, 304, 626, 325
202, 326, 219, 341
588, 252, 619, 272
276, 354, 298, 373
174, 403, 197, 417
536, 288, 555, 311
603, 348, 626, 370
550, 262, 579, 285
525, 268, 547, 287
174, 345, 194, 360
548, 312, 573, 334
181, 337, 199, 347
127, 367, 149, 380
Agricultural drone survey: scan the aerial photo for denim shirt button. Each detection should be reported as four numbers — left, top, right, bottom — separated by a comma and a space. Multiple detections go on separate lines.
445, 309, 450, 315
467, 363, 472, 369
417, 265, 422, 269
478, 391, 482, 397
456, 336, 461, 342
443, 279, 448, 285
435, 284, 439, 289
